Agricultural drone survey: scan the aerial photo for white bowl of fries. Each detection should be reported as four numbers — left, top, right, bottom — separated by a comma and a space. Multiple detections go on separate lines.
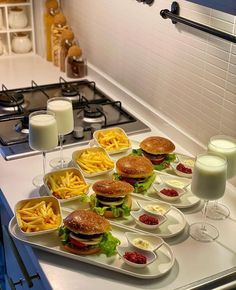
93, 127, 131, 155
72, 147, 115, 177
44, 167, 90, 202
15, 196, 62, 236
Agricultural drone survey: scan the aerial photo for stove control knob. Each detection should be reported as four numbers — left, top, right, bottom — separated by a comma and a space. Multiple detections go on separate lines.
73, 126, 84, 139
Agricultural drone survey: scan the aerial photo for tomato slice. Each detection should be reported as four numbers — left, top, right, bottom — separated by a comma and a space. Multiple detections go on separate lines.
69, 236, 87, 248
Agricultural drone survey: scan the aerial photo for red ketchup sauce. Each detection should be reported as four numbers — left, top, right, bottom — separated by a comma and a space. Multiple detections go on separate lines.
139, 213, 159, 225
176, 163, 192, 174
160, 188, 178, 197
123, 251, 147, 264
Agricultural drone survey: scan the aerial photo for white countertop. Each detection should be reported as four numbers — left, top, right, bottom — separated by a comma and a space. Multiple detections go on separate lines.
0, 56, 236, 290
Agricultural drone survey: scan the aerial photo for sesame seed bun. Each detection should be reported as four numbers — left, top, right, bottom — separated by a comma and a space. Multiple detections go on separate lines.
116, 156, 153, 178
92, 180, 134, 197
63, 209, 110, 235
140, 136, 175, 155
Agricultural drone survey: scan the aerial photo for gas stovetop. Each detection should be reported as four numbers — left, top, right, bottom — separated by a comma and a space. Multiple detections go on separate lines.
0, 78, 150, 160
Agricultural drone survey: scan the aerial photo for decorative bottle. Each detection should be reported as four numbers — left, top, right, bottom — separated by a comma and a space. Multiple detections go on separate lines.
66, 45, 87, 79
51, 12, 69, 67
44, 0, 59, 62
59, 29, 74, 72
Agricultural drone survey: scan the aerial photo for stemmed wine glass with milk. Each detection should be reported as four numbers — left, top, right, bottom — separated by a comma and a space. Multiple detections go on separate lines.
207, 135, 236, 220
189, 152, 227, 242
47, 97, 74, 168
29, 110, 58, 187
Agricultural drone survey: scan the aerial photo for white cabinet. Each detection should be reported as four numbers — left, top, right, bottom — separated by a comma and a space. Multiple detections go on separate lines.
0, 0, 35, 57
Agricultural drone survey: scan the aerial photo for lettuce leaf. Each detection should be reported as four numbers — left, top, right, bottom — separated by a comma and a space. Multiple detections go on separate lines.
58, 226, 70, 245
153, 153, 176, 171
134, 173, 156, 193
131, 148, 143, 156
99, 232, 120, 257
165, 153, 176, 162
90, 193, 131, 217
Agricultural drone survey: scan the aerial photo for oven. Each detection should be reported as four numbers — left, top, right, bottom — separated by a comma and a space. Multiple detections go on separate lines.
0, 78, 150, 160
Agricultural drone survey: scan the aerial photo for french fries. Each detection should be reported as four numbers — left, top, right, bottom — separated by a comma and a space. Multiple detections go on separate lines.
47, 170, 89, 200
96, 129, 130, 152
16, 200, 61, 233
76, 149, 114, 174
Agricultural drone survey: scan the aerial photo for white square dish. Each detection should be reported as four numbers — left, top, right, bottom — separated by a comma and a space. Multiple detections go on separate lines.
93, 127, 131, 155
72, 147, 114, 177
44, 167, 89, 202
15, 196, 62, 236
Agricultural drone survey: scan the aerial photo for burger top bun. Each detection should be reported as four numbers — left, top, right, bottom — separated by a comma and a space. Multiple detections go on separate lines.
92, 180, 134, 197
140, 136, 175, 155
116, 156, 153, 178
63, 209, 110, 235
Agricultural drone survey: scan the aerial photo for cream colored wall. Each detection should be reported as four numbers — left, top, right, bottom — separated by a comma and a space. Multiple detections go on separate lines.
59, 0, 236, 147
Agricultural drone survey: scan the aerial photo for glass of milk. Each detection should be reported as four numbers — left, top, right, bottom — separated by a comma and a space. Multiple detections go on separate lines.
47, 97, 74, 168
189, 152, 227, 242
207, 135, 236, 220
29, 110, 58, 187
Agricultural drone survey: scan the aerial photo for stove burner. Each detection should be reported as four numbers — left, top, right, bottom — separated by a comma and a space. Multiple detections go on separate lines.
84, 104, 103, 118
0, 91, 24, 107
15, 116, 29, 134
61, 84, 79, 97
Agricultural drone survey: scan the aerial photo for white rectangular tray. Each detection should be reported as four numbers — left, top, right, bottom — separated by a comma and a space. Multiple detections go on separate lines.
9, 217, 175, 279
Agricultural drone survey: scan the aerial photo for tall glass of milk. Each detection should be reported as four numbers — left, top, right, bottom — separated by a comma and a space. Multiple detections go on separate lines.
47, 97, 74, 168
29, 110, 58, 187
189, 152, 227, 242
207, 135, 236, 220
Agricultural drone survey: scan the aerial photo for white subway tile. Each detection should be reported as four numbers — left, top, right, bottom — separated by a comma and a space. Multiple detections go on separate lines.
225, 90, 236, 104
211, 10, 235, 24
229, 63, 236, 75
210, 18, 234, 34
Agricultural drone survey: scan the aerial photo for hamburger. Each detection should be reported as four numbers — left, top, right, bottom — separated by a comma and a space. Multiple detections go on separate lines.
58, 209, 120, 256
114, 156, 156, 193
90, 179, 134, 218
135, 136, 176, 170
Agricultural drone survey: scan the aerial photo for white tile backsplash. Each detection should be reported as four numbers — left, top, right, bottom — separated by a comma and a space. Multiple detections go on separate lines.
59, 0, 236, 142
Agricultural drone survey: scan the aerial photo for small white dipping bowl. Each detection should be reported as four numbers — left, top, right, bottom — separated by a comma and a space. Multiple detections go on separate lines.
125, 232, 164, 252
170, 162, 193, 178
137, 200, 171, 216
154, 184, 186, 202
117, 244, 157, 268
130, 209, 167, 230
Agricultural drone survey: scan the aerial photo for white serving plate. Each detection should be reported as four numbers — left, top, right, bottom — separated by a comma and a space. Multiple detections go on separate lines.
9, 217, 175, 279
110, 203, 187, 238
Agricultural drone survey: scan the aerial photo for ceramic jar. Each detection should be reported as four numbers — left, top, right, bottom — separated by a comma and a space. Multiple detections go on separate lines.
12, 33, 32, 54
8, 7, 28, 29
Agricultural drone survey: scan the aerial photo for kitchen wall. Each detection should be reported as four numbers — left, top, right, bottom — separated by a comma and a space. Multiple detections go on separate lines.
58, 0, 236, 147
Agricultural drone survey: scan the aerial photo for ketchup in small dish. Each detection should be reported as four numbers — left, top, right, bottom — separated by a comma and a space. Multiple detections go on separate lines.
117, 244, 157, 268
131, 209, 167, 230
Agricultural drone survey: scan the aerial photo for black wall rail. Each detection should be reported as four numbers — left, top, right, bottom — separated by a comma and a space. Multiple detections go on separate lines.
160, 2, 236, 44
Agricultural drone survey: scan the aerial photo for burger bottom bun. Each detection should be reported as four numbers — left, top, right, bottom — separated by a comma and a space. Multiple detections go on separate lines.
93, 180, 134, 197
63, 244, 101, 255
102, 195, 132, 218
